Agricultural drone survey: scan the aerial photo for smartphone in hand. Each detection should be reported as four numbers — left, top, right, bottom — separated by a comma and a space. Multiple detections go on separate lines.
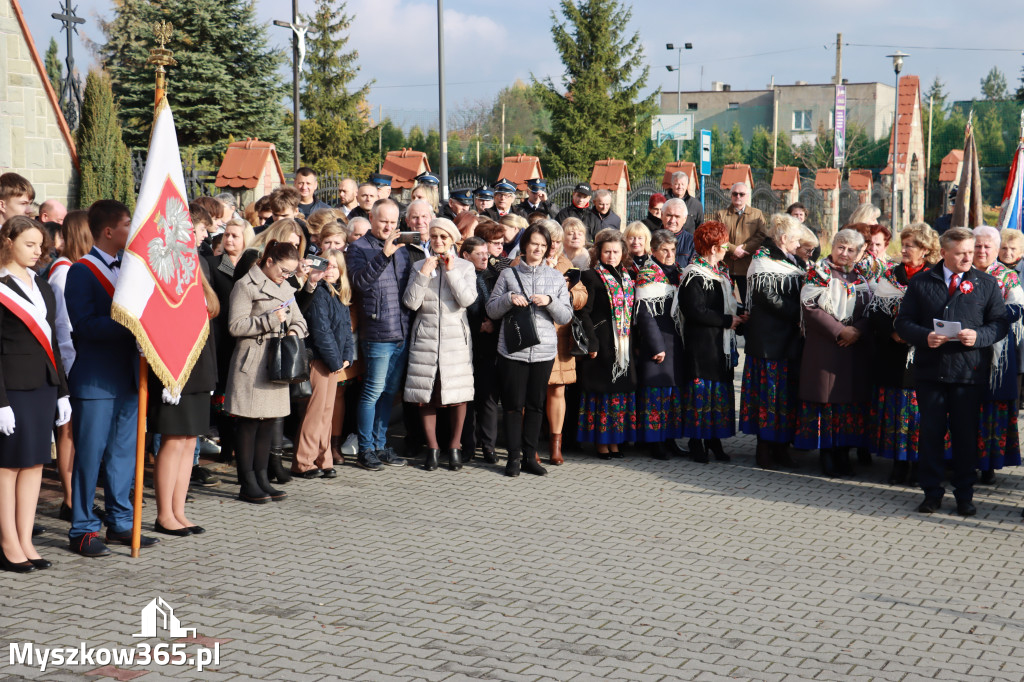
396, 232, 422, 245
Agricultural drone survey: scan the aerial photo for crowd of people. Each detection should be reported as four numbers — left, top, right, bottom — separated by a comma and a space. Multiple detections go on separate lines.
0, 165, 1021, 572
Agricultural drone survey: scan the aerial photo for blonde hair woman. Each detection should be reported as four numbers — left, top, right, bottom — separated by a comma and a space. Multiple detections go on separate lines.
562, 218, 589, 270
623, 221, 652, 272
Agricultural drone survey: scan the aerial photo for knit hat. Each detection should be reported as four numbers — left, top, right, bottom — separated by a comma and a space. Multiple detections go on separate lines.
429, 217, 461, 244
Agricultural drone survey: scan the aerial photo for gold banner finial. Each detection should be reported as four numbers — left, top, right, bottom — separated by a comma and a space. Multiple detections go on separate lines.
147, 22, 177, 109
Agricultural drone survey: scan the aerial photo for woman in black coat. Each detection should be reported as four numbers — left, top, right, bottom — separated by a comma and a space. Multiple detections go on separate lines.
459, 237, 501, 464
632, 229, 684, 459
676, 221, 748, 463
576, 229, 636, 458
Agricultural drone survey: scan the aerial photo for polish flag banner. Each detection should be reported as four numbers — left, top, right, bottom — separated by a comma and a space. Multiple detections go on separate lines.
111, 99, 208, 394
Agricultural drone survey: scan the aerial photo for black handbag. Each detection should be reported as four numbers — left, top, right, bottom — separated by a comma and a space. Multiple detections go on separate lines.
569, 314, 590, 356
266, 322, 310, 384
503, 269, 541, 353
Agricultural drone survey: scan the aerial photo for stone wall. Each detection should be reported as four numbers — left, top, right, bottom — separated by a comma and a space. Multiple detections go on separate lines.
0, 1, 78, 206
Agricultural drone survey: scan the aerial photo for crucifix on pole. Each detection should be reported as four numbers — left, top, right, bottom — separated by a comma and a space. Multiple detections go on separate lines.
274, 0, 307, 172
51, 0, 85, 130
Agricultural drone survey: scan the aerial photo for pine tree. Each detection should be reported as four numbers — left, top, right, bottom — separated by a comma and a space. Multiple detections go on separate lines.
980, 67, 1008, 100
45, 38, 62, 95
77, 70, 135, 211
533, 0, 668, 176
300, 0, 375, 177
100, 0, 287, 160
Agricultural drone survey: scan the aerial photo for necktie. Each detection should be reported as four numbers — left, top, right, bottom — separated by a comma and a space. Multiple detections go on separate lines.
948, 274, 959, 296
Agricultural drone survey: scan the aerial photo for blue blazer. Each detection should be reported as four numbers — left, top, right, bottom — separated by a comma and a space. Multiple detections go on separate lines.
65, 248, 139, 399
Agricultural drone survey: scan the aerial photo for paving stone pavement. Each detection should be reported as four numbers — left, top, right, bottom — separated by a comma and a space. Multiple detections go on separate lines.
4, 418, 1024, 680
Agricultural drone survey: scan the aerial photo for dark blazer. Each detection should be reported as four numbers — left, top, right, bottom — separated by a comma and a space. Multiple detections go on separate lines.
0, 274, 69, 407
576, 266, 636, 393
744, 239, 804, 360
512, 200, 558, 220
65, 248, 139, 399
679, 272, 735, 383
895, 262, 1008, 385
867, 264, 917, 389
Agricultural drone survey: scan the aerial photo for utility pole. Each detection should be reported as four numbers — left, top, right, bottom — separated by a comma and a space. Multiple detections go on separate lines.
833, 33, 842, 85
771, 76, 778, 168
437, 0, 448, 201
926, 95, 934, 189
377, 105, 383, 171
500, 103, 506, 155
273, 0, 305, 172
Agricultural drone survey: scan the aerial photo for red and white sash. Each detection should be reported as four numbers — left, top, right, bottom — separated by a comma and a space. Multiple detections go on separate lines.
0, 279, 56, 370
48, 257, 72, 283
79, 253, 116, 298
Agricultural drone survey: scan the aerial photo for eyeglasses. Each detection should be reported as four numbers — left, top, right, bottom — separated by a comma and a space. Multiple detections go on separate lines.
488, 240, 503, 246
731, 192, 747, 197
278, 266, 297, 278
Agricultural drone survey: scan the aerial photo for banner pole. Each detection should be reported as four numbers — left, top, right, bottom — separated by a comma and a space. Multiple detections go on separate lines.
131, 357, 149, 558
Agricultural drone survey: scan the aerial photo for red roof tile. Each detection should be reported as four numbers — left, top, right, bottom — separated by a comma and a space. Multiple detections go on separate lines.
381, 148, 430, 189
719, 164, 753, 190
848, 169, 872, 191
590, 159, 630, 191
770, 166, 800, 191
498, 154, 543, 190
662, 161, 698, 193
881, 75, 920, 176
938, 149, 964, 183
215, 139, 285, 190
814, 168, 841, 190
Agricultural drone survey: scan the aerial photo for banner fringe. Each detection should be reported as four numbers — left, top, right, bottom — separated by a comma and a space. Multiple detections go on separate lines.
111, 301, 209, 395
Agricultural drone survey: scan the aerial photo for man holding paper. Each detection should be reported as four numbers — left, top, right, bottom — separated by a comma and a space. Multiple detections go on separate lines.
895, 227, 1008, 516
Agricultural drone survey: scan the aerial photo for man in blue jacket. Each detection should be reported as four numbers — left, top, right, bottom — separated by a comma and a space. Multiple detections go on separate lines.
895, 227, 1008, 516
346, 199, 410, 470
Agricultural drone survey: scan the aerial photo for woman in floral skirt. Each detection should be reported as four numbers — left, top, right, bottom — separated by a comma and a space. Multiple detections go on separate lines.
676, 221, 748, 463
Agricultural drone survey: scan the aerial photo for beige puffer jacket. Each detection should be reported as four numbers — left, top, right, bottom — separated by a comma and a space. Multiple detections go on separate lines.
402, 255, 478, 405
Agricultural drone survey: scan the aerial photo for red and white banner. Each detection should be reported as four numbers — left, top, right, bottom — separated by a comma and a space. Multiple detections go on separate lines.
111, 99, 209, 394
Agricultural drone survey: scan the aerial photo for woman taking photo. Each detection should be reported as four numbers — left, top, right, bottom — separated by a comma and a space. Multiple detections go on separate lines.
576, 228, 637, 458
676, 221, 747, 463
633, 229, 684, 459
486, 224, 572, 476
794, 228, 873, 476
0, 217, 70, 571
404, 218, 478, 471
225, 240, 307, 503
739, 213, 806, 469
293, 249, 355, 478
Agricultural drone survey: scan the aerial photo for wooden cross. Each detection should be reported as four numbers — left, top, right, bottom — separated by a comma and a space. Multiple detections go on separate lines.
51, 0, 85, 130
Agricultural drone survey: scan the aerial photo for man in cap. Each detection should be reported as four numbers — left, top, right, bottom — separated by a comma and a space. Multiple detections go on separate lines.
474, 185, 496, 218
665, 170, 704, 234
590, 189, 620, 231
370, 173, 405, 217
441, 188, 473, 223
555, 182, 602, 241
490, 178, 518, 219
513, 178, 558, 220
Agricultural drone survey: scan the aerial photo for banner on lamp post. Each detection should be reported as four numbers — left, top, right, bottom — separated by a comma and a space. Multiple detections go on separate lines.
833, 84, 847, 168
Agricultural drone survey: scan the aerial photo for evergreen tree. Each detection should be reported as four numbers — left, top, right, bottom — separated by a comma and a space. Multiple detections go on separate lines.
77, 70, 135, 211
45, 38, 62, 94
722, 122, 745, 164
100, 0, 287, 160
924, 76, 948, 109
980, 66, 1008, 100
379, 119, 405, 156
300, 0, 375, 177
533, 0, 668, 176
746, 126, 773, 169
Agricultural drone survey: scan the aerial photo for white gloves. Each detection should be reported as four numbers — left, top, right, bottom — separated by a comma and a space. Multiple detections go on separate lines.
0, 406, 15, 436
162, 387, 181, 405
56, 397, 72, 426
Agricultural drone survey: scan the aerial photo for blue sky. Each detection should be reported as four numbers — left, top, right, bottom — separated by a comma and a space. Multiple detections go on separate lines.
23, 0, 1023, 131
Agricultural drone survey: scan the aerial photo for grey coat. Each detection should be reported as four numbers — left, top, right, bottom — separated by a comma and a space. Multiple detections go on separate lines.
402, 256, 478, 405
224, 264, 308, 419
486, 261, 573, 363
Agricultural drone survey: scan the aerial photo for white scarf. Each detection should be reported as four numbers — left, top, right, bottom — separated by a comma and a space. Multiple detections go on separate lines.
799, 259, 870, 325
745, 251, 804, 314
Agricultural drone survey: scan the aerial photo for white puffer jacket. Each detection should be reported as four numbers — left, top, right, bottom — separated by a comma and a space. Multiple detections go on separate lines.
402, 256, 478, 405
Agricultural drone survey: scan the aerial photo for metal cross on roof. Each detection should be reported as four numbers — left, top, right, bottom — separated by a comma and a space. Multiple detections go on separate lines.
51, 0, 85, 131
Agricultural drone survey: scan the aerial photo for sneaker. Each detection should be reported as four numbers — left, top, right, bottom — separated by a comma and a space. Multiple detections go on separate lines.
340, 433, 359, 455
356, 450, 384, 471
198, 436, 221, 456
190, 465, 220, 487
377, 447, 407, 467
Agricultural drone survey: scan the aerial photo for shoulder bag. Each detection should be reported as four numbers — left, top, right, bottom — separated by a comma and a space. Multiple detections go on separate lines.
503, 268, 541, 353
266, 322, 311, 384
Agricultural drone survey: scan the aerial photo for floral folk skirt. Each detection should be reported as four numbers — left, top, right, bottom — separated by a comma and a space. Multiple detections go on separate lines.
682, 378, 735, 440
577, 391, 637, 445
635, 386, 683, 443
977, 400, 1021, 470
870, 387, 920, 462
739, 357, 797, 443
794, 400, 869, 450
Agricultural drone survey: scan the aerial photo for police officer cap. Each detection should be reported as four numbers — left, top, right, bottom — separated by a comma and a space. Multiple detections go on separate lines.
368, 173, 393, 187
526, 178, 547, 191
573, 182, 593, 197
474, 185, 495, 199
414, 172, 440, 186
494, 178, 517, 194
450, 188, 473, 206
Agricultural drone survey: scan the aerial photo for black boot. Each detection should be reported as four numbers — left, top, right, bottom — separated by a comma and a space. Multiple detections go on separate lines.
268, 451, 291, 484
705, 438, 730, 462
521, 452, 547, 476
649, 442, 670, 461
834, 447, 853, 476
504, 451, 522, 477
238, 471, 270, 504
979, 468, 996, 485
463, 448, 474, 464
446, 448, 463, 471
481, 447, 499, 464
755, 438, 776, 469
906, 462, 918, 487
820, 448, 837, 477
888, 461, 909, 485
254, 470, 287, 501
773, 442, 797, 468
422, 448, 440, 471
857, 447, 872, 468
689, 439, 709, 464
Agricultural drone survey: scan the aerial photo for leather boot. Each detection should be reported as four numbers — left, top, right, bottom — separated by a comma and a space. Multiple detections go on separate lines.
254, 469, 286, 501
834, 447, 853, 476
268, 451, 291, 484
237, 471, 270, 504
422, 448, 440, 471
819, 448, 837, 477
773, 442, 797, 468
705, 438, 730, 462
888, 461, 909, 485
755, 438, 776, 470
549, 434, 564, 465
330, 436, 344, 465
504, 451, 522, 477
521, 452, 547, 476
649, 441, 670, 461
446, 448, 463, 471
481, 447, 499, 464
689, 439, 709, 464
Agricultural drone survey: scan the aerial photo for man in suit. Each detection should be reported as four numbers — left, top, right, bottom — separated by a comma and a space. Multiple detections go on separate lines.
66, 200, 159, 556
712, 181, 767, 303
895, 227, 1008, 516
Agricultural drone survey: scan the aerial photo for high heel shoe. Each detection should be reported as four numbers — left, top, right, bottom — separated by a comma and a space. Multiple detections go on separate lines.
28, 558, 52, 569
0, 549, 36, 573
422, 448, 440, 471
446, 448, 463, 471
154, 520, 193, 537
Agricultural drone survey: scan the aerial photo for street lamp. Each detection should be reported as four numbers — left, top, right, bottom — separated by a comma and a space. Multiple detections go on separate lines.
887, 51, 908, 230
666, 42, 693, 116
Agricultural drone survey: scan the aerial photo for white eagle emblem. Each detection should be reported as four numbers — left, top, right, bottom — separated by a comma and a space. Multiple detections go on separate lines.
148, 196, 197, 296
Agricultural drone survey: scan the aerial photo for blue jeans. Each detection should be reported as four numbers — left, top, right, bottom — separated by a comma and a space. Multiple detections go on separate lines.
357, 340, 408, 452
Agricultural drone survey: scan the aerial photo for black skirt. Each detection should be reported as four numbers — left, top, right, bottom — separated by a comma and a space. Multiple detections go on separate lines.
149, 392, 210, 436
0, 385, 58, 469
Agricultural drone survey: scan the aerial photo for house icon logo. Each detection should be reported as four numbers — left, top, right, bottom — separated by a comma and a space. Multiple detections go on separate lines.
133, 597, 197, 638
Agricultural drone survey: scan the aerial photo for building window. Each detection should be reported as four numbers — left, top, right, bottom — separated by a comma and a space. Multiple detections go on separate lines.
687, 102, 698, 111
793, 110, 812, 131
728, 102, 739, 110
